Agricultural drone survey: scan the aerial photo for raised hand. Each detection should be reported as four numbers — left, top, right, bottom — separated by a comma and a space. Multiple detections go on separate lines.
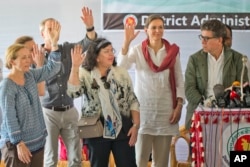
71, 45, 85, 68
48, 20, 61, 47
121, 23, 140, 55
31, 44, 44, 67
81, 6, 94, 28
68, 45, 85, 85
124, 23, 140, 45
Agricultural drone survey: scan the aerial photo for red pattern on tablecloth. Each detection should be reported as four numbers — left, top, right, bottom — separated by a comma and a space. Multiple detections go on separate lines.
191, 108, 250, 167
190, 112, 204, 167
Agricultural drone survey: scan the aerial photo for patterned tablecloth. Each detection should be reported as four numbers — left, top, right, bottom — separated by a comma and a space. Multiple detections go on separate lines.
190, 106, 250, 167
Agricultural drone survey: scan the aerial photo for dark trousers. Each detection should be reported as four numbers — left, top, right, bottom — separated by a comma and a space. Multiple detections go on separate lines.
1, 142, 44, 167
87, 138, 136, 167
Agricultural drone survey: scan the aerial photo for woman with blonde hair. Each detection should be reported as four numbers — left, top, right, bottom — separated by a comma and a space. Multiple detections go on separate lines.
0, 20, 61, 167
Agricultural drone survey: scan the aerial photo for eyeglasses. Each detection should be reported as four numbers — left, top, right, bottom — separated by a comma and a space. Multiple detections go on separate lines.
100, 76, 110, 89
198, 35, 217, 42
102, 48, 116, 54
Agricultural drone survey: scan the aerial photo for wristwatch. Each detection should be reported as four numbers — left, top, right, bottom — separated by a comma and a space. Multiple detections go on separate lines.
86, 26, 94, 32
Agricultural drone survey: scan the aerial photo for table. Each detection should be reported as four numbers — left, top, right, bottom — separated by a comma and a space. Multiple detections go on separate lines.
190, 106, 250, 167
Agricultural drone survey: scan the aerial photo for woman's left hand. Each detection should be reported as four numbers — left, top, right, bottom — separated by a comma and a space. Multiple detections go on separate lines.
127, 126, 138, 146
169, 104, 182, 124
17, 141, 32, 164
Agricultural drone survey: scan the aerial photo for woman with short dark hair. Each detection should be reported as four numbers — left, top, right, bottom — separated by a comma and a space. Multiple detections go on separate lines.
67, 38, 140, 167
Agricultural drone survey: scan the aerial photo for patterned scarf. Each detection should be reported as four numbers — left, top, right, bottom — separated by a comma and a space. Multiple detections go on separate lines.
91, 67, 122, 139
141, 38, 179, 108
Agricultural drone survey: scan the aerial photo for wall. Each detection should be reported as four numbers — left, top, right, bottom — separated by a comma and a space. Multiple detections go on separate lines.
1, 0, 250, 125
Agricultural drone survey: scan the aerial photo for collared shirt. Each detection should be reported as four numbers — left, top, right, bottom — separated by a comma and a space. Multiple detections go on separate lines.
41, 35, 95, 108
118, 43, 185, 136
206, 50, 224, 97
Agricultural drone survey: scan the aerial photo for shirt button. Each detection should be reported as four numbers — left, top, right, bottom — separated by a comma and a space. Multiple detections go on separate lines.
61, 94, 64, 97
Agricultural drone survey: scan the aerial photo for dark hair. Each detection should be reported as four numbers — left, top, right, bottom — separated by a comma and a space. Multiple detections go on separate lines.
144, 14, 164, 28
225, 24, 232, 38
83, 38, 117, 71
201, 20, 227, 40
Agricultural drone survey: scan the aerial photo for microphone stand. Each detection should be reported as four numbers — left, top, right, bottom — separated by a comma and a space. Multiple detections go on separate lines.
240, 55, 248, 102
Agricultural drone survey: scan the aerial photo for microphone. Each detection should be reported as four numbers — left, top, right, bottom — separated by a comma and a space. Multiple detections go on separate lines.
213, 84, 226, 107
230, 87, 241, 107
232, 81, 240, 87
241, 55, 248, 101
224, 89, 231, 107
203, 95, 218, 108
243, 82, 250, 107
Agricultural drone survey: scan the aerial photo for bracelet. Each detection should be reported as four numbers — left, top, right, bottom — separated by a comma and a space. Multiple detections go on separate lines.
177, 97, 184, 106
133, 123, 139, 129
86, 26, 94, 32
